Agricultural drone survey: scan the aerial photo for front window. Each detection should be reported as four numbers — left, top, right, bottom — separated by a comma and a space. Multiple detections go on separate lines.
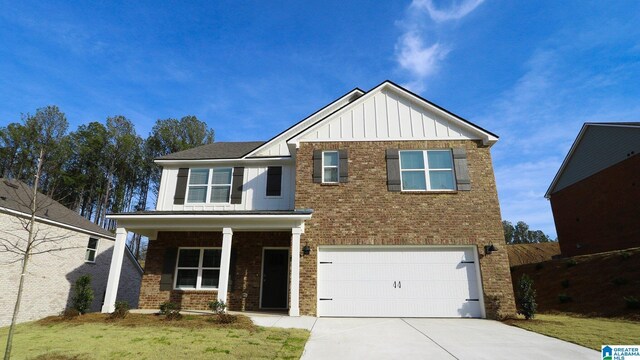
85, 238, 98, 262
187, 168, 233, 203
322, 151, 339, 183
400, 150, 455, 191
174, 248, 221, 290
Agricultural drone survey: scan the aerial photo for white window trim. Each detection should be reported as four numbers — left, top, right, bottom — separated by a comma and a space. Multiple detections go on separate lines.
322, 151, 339, 184
84, 238, 99, 263
186, 168, 233, 204
173, 247, 222, 291
399, 150, 456, 192
265, 166, 284, 199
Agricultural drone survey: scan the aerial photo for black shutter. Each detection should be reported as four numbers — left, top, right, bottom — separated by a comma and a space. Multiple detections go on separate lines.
312, 150, 322, 183
266, 166, 282, 196
386, 149, 401, 192
230, 167, 244, 204
173, 168, 189, 205
160, 247, 178, 291
453, 148, 471, 191
339, 149, 348, 183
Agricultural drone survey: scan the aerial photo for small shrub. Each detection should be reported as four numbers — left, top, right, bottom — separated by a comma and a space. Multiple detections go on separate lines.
209, 300, 237, 323
620, 251, 631, 260
535, 263, 544, 271
558, 293, 573, 303
624, 296, 640, 309
159, 301, 181, 320
566, 259, 577, 268
209, 300, 227, 314
60, 308, 80, 319
109, 301, 130, 319
612, 277, 629, 286
516, 274, 537, 320
561, 279, 570, 288
72, 275, 94, 314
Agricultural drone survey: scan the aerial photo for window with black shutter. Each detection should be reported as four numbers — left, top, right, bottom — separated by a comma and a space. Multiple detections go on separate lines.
266, 166, 282, 197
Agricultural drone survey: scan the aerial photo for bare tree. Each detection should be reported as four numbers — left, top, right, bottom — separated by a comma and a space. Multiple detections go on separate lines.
1, 151, 79, 360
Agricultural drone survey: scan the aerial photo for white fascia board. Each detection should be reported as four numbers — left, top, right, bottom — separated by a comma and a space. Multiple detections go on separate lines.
243, 88, 365, 157
288, 81, 498, 146
544, 123, 589, 199
0, 206, 115, 240
154, 156, 294, 166
107, 213, 312, 221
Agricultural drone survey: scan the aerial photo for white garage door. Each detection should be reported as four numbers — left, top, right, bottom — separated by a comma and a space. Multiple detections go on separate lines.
317, 247, 483, 318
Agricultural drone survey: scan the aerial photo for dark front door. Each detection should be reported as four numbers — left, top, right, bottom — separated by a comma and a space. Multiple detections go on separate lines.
261, 248, 289, 309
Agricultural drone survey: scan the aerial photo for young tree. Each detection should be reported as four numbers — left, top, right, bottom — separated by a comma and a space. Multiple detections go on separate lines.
516, 274, 537, 319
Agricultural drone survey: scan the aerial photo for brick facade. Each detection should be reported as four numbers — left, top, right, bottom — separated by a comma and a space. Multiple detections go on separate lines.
294, 140, 516, 319
550, 154, 640, 257
139, 231, 289, 311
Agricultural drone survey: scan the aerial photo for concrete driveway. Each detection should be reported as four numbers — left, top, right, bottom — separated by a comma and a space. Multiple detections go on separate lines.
300, 318, 598, 360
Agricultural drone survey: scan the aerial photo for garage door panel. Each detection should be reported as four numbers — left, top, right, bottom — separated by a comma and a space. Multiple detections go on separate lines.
317, 247, 483, 318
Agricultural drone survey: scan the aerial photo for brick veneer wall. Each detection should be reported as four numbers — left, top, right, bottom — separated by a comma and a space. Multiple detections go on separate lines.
139, 231, 289, 311
294, 140, 516, 319
550, 154, 640, 257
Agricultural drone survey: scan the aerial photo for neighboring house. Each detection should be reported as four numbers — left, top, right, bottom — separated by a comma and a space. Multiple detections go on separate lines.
545, 122, 640, 257
103, 80, 516, 319
0, 179, 143, 326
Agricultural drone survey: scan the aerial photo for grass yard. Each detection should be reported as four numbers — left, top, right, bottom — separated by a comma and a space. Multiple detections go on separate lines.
505, 313, 640, 350
0, 313, 309, 359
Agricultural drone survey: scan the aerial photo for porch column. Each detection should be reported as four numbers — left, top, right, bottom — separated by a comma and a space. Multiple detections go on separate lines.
290, 227, 302, 316
101, 227, 127, 313
217, 227, 233, 305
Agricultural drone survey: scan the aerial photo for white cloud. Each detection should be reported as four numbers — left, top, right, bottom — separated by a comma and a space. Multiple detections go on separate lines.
411, 0, 485, 23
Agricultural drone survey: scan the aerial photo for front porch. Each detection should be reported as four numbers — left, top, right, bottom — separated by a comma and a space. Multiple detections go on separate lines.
101, 210, 312, 316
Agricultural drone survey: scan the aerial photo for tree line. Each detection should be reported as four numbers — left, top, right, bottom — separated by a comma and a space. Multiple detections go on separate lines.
502, 220, 556, 244
0, 105, 215, 258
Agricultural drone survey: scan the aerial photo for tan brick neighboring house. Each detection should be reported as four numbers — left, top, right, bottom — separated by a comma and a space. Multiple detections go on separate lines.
104, 81, 516, 319
0, 179, 142, 326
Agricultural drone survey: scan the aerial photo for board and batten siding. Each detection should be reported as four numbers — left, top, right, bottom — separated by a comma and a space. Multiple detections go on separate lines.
298, 89, 479, 142
156, 164, 295, 211
553, 126, 640, 194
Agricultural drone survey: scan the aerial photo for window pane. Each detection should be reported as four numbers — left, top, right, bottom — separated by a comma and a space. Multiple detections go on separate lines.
401, 171, 427, 190
202, 249, 221, 267
178, 249, 200, 267
176, 269, 198, 288
211, 168, 232, 185
427, 151, 453, 169
400, 151, 424, 169
201, 269, 220, 288
87, 238, 98, 250
187, 186, 207, 203
323, 151, 338, 166
323, 168, 338, 183
430, 170, 455, 190
189, 169, 209, 185
85, 249, 96, 262
210, 186, 230, 202
266, 166, 282, 196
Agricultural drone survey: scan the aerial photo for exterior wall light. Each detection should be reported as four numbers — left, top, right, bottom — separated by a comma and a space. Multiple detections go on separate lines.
484, 243, 497, 255
302, 245, 311, 255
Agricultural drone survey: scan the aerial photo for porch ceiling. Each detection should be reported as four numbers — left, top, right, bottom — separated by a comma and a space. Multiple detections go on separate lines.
106, 209, 312, 239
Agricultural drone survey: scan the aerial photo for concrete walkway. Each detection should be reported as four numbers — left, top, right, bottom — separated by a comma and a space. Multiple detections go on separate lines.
246, 314, 598, 360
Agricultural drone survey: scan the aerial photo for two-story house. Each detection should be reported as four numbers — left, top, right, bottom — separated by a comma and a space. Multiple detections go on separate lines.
102, 81, 516, 319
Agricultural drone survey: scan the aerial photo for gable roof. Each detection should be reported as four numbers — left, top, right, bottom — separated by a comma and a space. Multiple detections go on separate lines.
545, 122, 640, 198
155, 141, 265, 161
0, 179, 114, 238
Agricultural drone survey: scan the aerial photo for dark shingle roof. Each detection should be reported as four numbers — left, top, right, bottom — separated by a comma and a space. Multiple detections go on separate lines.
156, 141, 266, 161
0, 179, 113, 238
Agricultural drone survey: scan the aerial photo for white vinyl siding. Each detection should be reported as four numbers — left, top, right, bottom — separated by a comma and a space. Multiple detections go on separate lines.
317, 247, 484, 318
186, 168, 232, 204
174, 248, 221, 290
400, 150, 455, 191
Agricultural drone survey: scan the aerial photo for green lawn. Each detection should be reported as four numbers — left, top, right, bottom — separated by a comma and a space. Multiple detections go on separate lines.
0, 314, 309, 359
505, 313, 640, 350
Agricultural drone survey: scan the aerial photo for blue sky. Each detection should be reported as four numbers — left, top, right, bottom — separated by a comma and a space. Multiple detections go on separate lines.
1, 0, 639, 237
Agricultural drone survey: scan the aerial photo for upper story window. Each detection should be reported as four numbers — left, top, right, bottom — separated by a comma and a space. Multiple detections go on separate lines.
85, 238, 98, 262
322, 151, 339, 183
174, 248, 221, 290
399, 150, 455, 191
187, 168, 233, 204
266, 166, 282, 197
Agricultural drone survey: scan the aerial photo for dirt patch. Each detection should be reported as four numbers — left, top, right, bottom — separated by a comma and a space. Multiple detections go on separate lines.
507, 242, 561, 266
37, 312, 257, 331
